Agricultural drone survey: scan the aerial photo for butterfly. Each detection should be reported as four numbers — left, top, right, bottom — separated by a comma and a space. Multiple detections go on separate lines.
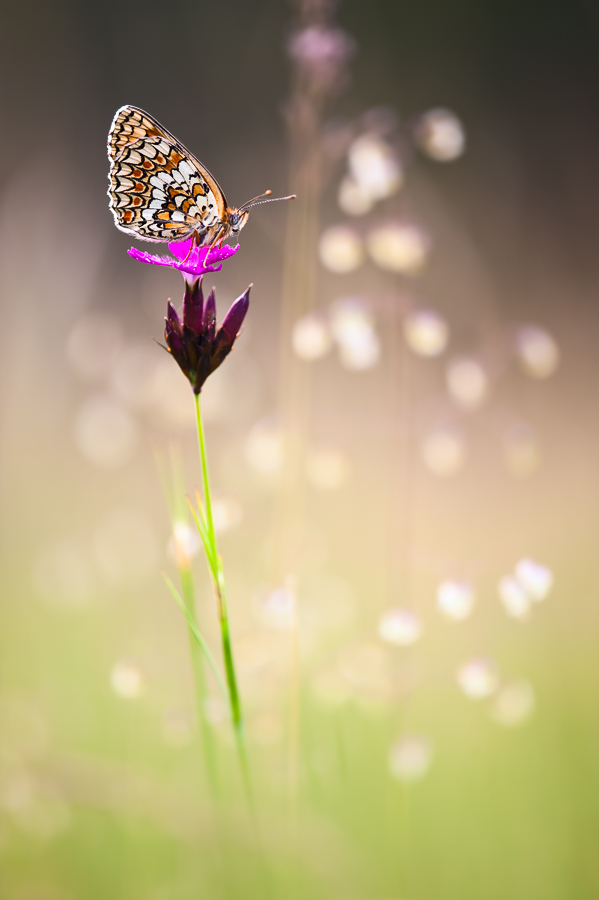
107, 105, 294, 249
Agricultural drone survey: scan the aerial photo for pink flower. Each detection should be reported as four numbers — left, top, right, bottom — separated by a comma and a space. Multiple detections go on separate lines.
128, 237, 240, 278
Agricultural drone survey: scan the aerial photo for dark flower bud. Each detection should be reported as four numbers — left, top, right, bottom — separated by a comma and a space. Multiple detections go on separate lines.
182, 277, 204, 335
163, 278, 251, 394
166, 301, 182, 334
220, 285, 251, 343
202, 288, 217, 343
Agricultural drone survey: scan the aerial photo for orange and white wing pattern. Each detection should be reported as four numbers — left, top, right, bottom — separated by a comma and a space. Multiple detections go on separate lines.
107, 106, 228, 243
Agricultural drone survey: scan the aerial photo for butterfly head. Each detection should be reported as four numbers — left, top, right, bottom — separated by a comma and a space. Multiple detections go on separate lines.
227, 208, 250, 235
229, 190, 296, 236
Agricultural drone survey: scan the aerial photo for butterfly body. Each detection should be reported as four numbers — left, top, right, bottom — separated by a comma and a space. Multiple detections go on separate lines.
108, 106, 252, 247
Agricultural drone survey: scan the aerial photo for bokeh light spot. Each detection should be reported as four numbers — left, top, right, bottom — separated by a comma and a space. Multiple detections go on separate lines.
498, 575, 531, 619
367, 221, 430, 274
330, 297, 380, 370
388, 735, 434, 782
338, 175, 374, 216
378, 608, 422, 646
306, 447, 351, 490
110, 660, 145, 699
446, 357, 488, 410
292, 313, 333, 360
421, 428, 466, 476
436, 580, 475, 621
415, 109, 466, 161
457, 658, 499, 699
491, 680, 535, 727
403, 309, 449, 357
319, 225, 364, 273
347, 133, 403, 201
514, 558, 553, 601
503, 425, 540, 477
245, 419, 285, 475
516, 326, 560, 378
212, 496, 243, 534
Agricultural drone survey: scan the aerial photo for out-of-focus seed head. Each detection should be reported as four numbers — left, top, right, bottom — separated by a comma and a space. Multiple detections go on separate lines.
446, 357, 488, 411
437, 580, 475, 621
367, 221, 431, 274
379, 608, 423, 646
319, 225, 364, 272
415, 109, 466, 162
403, 309, 449, 357
516, 326, 560, 378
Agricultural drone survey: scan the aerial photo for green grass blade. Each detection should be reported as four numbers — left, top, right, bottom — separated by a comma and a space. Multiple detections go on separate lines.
161, 571, 227, 702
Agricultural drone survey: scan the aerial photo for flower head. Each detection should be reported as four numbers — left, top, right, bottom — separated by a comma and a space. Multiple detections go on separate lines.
164, 278, 251, 393
128, 237, 239, 278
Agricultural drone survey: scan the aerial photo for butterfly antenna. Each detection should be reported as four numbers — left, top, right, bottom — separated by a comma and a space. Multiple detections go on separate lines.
238, 191, 296, 212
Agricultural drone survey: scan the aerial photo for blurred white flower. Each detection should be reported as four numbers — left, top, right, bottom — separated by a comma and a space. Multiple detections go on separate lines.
503, 425, 540, 477
288, 25, 355, 88
498, 575, 531, 619
338, 175, 374, 216
319, 225, 364, 273
367, 221, 430, 274
514, 558, 553, 601
388, 735, 434, 782
446, 357, 488, 411
292, 313, 333, 360
516, 326, 560, 378
379, 608, 423, 646
212, 496, 243, 534
491, 680, 535, 727
167, 521, 201, 564
347, 133, 403, 201
403, 309, 449, 357
330, 297, 381, 370
415, 109, 466, 161
306, 447, 351, 490
421, 427, 466, 476
457, 658, 499, 699
111, 660, 145, 699
254, 586, 296, 630
436, 580, 475, 621
245, 419, 285, 475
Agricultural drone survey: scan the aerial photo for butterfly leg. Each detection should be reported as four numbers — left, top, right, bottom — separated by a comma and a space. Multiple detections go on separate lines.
180, 230, 199, 264
208, 225, 227, 252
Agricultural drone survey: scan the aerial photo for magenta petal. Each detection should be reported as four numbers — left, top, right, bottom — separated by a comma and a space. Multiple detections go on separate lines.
127, 247, 170, 267
128, 241, 240, 277
168, 238, 194, 262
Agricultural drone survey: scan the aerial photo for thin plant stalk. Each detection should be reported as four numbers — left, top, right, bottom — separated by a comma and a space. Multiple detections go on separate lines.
192, 391, 250, 795
155, 448, 219, 792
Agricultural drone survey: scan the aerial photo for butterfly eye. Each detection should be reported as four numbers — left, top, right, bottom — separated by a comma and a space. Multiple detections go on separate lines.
230, 213, 239, 226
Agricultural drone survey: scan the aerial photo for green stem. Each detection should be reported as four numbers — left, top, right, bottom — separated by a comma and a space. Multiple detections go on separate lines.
162, 571, 227, 701
178, 567, 219, 790
193, 391, 249, 794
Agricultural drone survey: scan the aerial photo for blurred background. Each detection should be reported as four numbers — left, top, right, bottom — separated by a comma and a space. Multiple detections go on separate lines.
1, 0, 598, 898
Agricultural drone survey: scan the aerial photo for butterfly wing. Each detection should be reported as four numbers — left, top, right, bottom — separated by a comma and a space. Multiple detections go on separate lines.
107, 105, 228, 243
